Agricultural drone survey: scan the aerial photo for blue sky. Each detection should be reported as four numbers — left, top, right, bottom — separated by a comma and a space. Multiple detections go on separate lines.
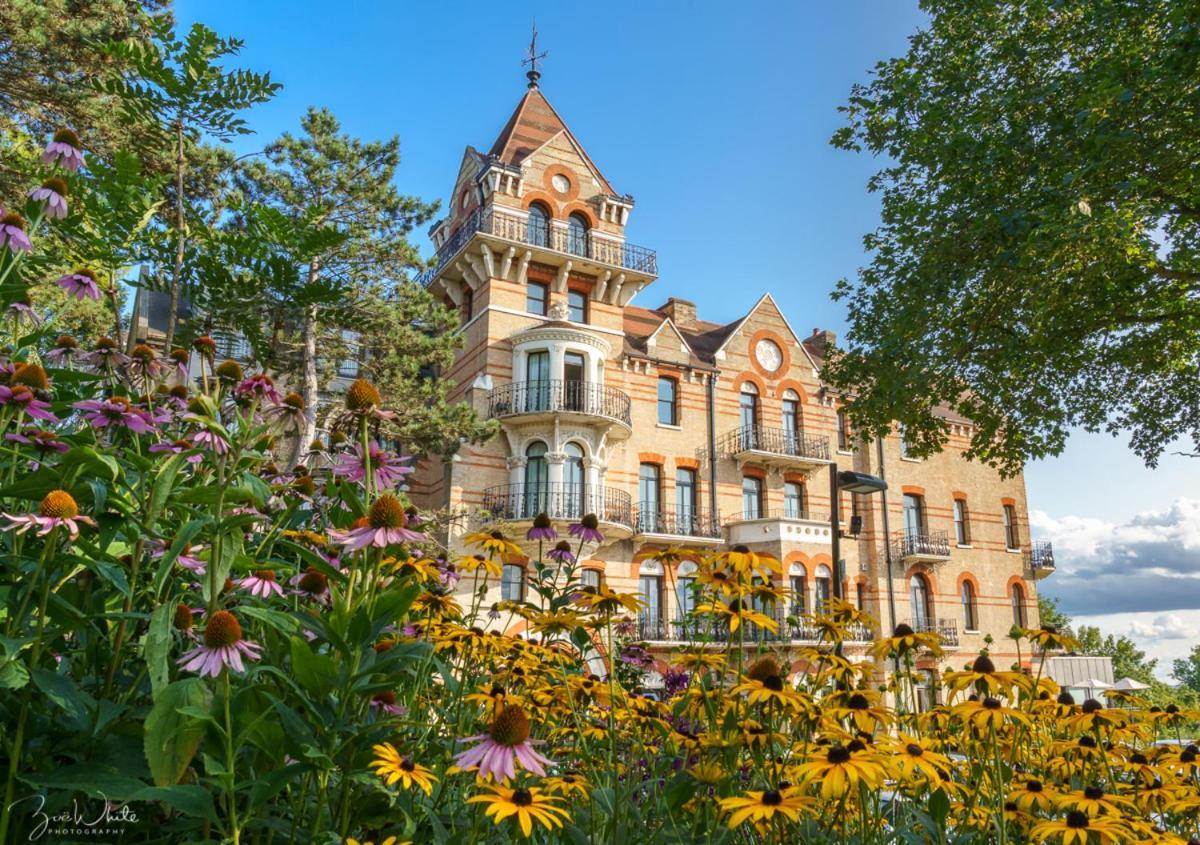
173, 1, 1200, 671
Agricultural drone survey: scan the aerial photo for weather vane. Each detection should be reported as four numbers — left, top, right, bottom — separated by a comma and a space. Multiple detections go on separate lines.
522, 21, 548, 88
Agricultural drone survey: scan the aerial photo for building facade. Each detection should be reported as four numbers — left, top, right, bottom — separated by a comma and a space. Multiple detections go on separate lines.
410, 73, 1056, 692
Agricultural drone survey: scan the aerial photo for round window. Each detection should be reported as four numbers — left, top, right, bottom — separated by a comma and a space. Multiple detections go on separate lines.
551, 173, 570, 193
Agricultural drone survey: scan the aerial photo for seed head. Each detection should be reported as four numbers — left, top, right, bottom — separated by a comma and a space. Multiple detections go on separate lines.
203, 610, 243, 648
39, 489, 79, 519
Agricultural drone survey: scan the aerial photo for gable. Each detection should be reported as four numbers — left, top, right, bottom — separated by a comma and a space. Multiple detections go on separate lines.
714, 293, 819, 372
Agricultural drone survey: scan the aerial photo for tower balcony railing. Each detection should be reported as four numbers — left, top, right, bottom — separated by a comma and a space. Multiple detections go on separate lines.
905, 617, 960, 649
487, 380, 632, 427
481, 482, 633, 531
636, 609, 873, 645
892, 530, 952, 564
634, 506, 723, 540
1025, 540, 1056, 579
719, 424, 831, 470
415, 206, 657, 286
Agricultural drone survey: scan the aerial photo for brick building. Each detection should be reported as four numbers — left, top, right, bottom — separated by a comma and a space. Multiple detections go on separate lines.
410, 71, 1055, 694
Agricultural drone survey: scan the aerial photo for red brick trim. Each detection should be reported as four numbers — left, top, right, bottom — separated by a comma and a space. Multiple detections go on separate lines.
732, 371, 767, 396
901, 485, 926, 496
542, 164, 581, 201
742, 466, 767, 480
747, 329, 791, 378
560, 200, 599, 227
1001, 496, 1017, 507
774, 379, 809, 401
638, 452, 666, 465
951, 490, 969, 501
956, 571, 980, 593
503, 553, 529, 566
522, 192, 559, 216
675, 457, 700, 470
782, 471, 808, 484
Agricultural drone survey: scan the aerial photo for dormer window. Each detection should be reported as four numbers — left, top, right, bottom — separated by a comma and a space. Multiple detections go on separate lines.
528, 202, 550, 248
567, 213, 589, 257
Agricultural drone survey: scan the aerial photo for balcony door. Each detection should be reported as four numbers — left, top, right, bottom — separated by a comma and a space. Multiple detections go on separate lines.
526, 351, 550, 413
638, 463, 661, 533
782, 390, 801, 452
910, 574, 931, 628
524, 442, 549, 517
639, 574, 662, 637
563, 351, 586, 412
739, 384, 759, 449
563, 442, 585, 518
903, 493, 925, 537
814, 564, 832, 612
675, 468, 696, 534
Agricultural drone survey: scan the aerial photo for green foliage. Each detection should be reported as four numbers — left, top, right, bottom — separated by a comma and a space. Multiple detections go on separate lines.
1171, 643, 1200, 693
826, 0, 1200, 476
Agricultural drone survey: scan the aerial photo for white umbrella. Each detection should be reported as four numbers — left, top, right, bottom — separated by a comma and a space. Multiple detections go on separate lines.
1111, 677, 1150, 691
1082, 678, 1113, 690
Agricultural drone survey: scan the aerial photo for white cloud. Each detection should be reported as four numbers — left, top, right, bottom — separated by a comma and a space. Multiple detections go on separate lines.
1127, 613, 1195, 640
1071, 609, 1200, 682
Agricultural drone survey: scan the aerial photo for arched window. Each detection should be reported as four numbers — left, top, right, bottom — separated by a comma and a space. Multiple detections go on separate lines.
954, 499, 971, 545
502, 563, 525, 602
814, 564, 832, 612
910, 573, 931, 627
524, 442, 548, 517
580, 568, 601, 590
739, 383, 759, 448
789, 572, 807, 616
1011, 583, 1026, 627
781, 389, 801, 449
961, 580, 978, 631
564, 442, 585, 517
567, 212, 589, 256
1003, 504, 1020, 550
528, 202, 551, 247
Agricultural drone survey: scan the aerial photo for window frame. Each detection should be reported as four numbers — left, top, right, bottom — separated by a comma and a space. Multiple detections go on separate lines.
741, 475, 763, 520
527, 201, 551, 248
1003, 504, 1019, 550
501, 564, 525, 602
567, 288, 588, 323
836, 410, 851, 451
783, 481, 804, 519
1011, 583, 1027, 627
961, 580, 978, 631
526, 281, 549, 316
953, 499, 971, 545
657, 376, 678, 425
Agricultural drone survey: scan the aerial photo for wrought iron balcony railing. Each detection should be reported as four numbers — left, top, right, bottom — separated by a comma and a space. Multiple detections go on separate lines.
724, 508, 831, 525
634, 507, 722, 539
719, 424, 831, 463
1025, 540, 1055, 572
487, 380, 631, 427
481, 482, 633, 530
415, 206, 657, 286
892, 530, 952, 561
636, 610, 873, 644
905, 617, 960, 648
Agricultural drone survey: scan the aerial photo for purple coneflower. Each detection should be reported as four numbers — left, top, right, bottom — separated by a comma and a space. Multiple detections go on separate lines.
127, 343, 166, 386
8, 296, 42, 327
452, 704, 554, 782
236, 569, 285, 598
149, 439, 204, 464
45, 335, 81, 366
568, 513, 604, 545
370, 691, 407, 717
335, 494, 426, 550
548, 540, 575, 564
332, 440, 414, 490
176, 610, 261, 677
41, 128, 84, 171
29, 177, 69, 219
236, 373, 281, 405
0, 210, 32, 253
74, 396, 156, 434
265, 392, 306, 435
0, 385, 58, 422
167, 347, 190, 381
55, 268, 101, 301
3, 490, 95, 539
290, 566, 331, 604
87, 336, 129, 371
7, 429, 69, 454
527, 512, 557, 542
190, 429, 229, 454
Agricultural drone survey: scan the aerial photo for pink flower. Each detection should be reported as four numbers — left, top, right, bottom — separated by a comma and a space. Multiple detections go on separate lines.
370, 691, 407, 716
265, 392, 306, 434
151, 539, 208, 576
2, 490, 95, 540
8, 298, 41, 327
452, 704, 554, 782
45, 335, 82, 366
235, 374, 281, 405
176, 611, 261, 677
190, 429, 229, 454
41, 129, 84, 172
87, 337, 129, 371
568, 513, 604, 545
7, 429, 70, 454
0, 385, 58, 422
0, 210, 32, 253
149, 439, 204, 464
236, 570, 285, 598
332, 440, 414, 490
55, 269, 101, 301
29, 177, 69, 219
290, 566, 331, 604
74, 397, 156, 434
334, 494, 425, 551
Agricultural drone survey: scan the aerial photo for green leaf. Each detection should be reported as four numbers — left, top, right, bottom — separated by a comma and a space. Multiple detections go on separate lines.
143, 602, 173, 699
152, 517, 210, 595
146, 452, 188, 527
31, 669, 89, 722
130, 785, 217, 821
144, 678, 211, 786
289, 636, 336, 697
0, 657, 29, 689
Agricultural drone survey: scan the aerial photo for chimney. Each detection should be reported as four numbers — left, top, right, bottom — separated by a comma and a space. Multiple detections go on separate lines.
659, 297, 697, 328
807, 327, 837, 352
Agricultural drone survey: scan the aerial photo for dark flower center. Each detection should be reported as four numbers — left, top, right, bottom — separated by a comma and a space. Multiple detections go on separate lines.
173, 603, 194, 631
368, 494, 408, 530
1081, 699, 1102, 713
489, 704, 531, 747
747, 656, 780, 682
827, 745, 851, 764
763, 674, 784, 692
42, 176, 69, 195
1026, 780, 1043, 792
399, 757, 414, 772
847, 693, 869, 710
1084, 786, 1103, 800
131, 343, 155, 362
39, 489, 79, 519
971, 654, 996, 673
95, 336, 117, 350
298, 568, 328, 593
1066, 810, 1089, 829
1, 212, 27, 229
204, 610, 242, 648
906, 743, 924, 757
893, 623, 914, 637
53, 127, 81, 146
1130, 753, 1147, 765
533, 512, 552, 529
1057, 691, 1076, 706
169, 347, 189, 364
12, 364, 49, 390
580, 513, 599, 530
983, 697, 1002, 710
253, 570, 276, 581
512, 788, 533, 807
283, 392, 305, 409
345, 378, 382, 411
761, 790, 782, 806
1078, 736, 1097, 748
216, 360, 244, 381
55, 335, 78, 349
847, 739, 866, 753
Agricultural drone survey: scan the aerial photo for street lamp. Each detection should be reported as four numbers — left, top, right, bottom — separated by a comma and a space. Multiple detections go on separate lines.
829, 467, 887, 600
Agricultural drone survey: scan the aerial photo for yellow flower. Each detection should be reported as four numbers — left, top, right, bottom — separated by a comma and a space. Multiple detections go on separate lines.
457, 552, 502, 578
710, 545, 781, 578
464, 529, 523, 558
953, 697, 1031, 731
1030, 811, 1130, 844
543, 773, 590, 799
466, 785, 570, 838
887, 734, 953, 785
572, 584, 643, 615
870, 622, 943, 658
1054, 786, 1133, 818
718, 787, 812, 828
345, 837, 409, 845
368, 743, 437, 795
1009, 778, 1057, 813
730, 675, 811, 713
693, 598, 777, 634
794, 743, 886, 800
943, 653, 1024, 698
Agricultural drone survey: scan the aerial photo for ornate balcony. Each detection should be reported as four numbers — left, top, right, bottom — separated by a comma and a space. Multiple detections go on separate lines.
487, 380, 631, 437
480, 482, 633, 538
725, 509, 835, 547
892, 530, 952, 564
416, 206, 657, 288
634, 507, 723, 544
906, 617, 960, 649
719, 424, 831, 471
637, 610, 872, 645
1025, 540, 1055, 580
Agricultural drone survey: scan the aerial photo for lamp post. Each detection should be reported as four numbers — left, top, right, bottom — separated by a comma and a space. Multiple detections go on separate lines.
828, 467, 888, 600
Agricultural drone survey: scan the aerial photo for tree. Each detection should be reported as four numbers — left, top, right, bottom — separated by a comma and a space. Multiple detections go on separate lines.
1037, 595, 1074, 636
101, 18, 278, 348
1172, 644, 1200, 693
1074, 626, 1159, 686
826, 0, 1200, 476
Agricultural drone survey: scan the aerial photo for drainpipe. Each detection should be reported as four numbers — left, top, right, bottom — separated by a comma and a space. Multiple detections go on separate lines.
876, 436, 904, 700
707, 373, 719, 522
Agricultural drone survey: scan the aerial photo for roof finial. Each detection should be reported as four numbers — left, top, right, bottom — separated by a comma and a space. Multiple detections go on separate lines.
522, 20, 548, 88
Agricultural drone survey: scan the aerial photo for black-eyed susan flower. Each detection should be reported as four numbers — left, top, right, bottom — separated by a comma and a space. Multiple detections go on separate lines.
871, 622, 943, 658
953, 696, 1031, 731
693, 597, 777, 635
464, 528, 523, 558
572, 584, 643, 615
794, 743, 887, 800
465, 785, 570, 838
1055, 785, 1133, 818
718, 787, 812, 828
887, 735, 952, 785
1030, 810, 1130, 844
731, 673, 810, 713
543, 772, 589, 799
368, 744, 437, 795
1009, 778, 1057, 813
944, 653, 1024, 698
